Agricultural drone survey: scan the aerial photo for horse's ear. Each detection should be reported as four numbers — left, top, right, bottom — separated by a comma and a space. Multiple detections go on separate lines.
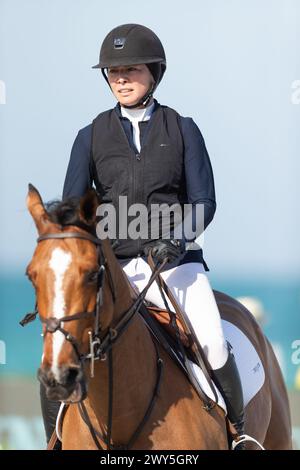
79, 189, 99, 226
26, 184, 50, 233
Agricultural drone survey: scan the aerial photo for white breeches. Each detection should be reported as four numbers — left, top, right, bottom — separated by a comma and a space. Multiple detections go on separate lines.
121, 257, 228, 370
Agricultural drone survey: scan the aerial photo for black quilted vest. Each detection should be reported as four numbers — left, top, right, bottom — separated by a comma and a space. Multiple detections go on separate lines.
91, 104, 187, 258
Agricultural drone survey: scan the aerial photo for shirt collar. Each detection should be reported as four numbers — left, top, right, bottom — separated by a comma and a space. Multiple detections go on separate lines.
114, 98, 159, 120
120, 101, 155, 122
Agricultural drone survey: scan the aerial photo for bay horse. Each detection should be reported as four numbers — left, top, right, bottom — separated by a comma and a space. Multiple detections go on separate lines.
25, 184, 292, 450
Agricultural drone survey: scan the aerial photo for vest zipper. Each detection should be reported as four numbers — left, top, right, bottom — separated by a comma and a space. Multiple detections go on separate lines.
116, 119, 142, 252
133, 151, 142, 254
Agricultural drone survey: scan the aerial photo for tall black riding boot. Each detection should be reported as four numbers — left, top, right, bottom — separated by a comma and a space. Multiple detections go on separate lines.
211, 347, 245, 449
40, 383, 61, 447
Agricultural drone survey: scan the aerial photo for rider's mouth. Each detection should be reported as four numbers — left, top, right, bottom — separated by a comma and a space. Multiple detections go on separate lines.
118, 88, 133, 95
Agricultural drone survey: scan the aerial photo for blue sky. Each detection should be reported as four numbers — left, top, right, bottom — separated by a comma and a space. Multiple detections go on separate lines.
0, 0, 299, 278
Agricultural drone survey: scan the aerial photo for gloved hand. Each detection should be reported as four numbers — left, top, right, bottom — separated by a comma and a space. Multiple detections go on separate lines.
144, 239, 185, 264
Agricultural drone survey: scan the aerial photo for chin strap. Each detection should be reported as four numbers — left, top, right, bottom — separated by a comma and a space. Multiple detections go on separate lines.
121, 83, 155, 109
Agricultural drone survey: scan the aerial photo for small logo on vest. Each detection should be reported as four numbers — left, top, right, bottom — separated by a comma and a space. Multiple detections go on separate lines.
160, 143, 169, 147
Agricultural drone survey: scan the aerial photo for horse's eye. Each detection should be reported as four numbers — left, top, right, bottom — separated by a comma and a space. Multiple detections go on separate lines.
85, 270, 99, 284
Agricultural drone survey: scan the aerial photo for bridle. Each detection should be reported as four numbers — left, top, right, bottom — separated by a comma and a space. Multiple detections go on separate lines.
21, 230, 166, 450
21, 232, 108, 371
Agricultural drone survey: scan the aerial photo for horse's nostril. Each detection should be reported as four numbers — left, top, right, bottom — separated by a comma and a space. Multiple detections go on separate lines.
38, 365, 82, 391
63, 367, 82, 385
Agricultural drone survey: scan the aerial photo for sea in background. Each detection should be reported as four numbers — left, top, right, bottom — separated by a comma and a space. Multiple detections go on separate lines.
0, 270, 299, 449
1, 271, 299, 387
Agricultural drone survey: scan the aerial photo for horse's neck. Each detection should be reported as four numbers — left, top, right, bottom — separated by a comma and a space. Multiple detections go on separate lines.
88, 314, 156, 444
86, 240, 157, 442
101, 239, 136, 323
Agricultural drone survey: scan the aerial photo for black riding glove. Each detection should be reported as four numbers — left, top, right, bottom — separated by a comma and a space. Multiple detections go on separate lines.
144, 239, 185, 264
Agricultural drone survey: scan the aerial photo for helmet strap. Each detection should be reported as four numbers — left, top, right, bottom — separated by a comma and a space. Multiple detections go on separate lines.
121, 83, 155, 109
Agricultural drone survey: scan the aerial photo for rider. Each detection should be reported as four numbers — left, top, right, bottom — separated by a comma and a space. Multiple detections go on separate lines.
41, 23, 245, 447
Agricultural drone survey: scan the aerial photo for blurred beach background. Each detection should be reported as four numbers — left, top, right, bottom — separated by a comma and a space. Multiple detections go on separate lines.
0, 0, 299, 449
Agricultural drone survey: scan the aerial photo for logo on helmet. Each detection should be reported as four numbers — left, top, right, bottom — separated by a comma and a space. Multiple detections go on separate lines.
114, 37, 125, 49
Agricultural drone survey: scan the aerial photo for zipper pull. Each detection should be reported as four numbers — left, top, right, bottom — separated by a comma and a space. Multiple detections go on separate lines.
135, 153, 141, 161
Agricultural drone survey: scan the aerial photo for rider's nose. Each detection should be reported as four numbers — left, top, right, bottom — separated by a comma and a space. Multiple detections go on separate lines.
117, 77, 127, 84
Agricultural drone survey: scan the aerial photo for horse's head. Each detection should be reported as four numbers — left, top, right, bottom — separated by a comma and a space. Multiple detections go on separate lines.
26, 184, 108, 402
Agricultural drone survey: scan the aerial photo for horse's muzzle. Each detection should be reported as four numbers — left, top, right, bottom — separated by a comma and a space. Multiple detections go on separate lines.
37, 365, 87, 402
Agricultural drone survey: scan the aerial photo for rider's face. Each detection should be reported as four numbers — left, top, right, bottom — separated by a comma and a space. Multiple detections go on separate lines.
107, 64, 154, 108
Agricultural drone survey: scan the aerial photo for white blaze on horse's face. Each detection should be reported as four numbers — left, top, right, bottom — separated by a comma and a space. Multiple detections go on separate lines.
49, 247, 72, 381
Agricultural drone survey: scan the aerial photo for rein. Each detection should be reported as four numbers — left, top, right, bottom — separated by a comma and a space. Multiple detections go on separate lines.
21, 231, 166, 450
148, 254, 219, 407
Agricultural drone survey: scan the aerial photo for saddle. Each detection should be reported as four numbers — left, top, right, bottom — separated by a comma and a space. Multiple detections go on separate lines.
146, 305, 190, 348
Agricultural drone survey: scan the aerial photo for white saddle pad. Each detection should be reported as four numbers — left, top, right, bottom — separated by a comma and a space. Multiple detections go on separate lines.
189, 320, 265, 414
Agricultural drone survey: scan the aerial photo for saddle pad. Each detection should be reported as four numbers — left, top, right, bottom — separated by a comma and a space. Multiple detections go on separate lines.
189, 320, 265, 413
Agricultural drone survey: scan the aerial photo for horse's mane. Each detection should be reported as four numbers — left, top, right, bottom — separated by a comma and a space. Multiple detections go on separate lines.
45, 197, 94, 233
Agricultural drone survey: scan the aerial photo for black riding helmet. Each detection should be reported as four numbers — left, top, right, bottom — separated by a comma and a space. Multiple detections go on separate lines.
92, 24, 166, 109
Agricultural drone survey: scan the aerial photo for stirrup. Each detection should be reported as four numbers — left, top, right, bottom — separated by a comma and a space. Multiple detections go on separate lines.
232, 434, 265, 450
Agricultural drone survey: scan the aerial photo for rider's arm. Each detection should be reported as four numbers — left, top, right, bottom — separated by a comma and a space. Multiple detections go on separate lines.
62, 125, 93, 200
175, 117, 217, 241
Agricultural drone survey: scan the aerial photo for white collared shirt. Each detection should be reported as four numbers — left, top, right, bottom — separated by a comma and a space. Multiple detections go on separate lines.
121, 101, 155, 153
